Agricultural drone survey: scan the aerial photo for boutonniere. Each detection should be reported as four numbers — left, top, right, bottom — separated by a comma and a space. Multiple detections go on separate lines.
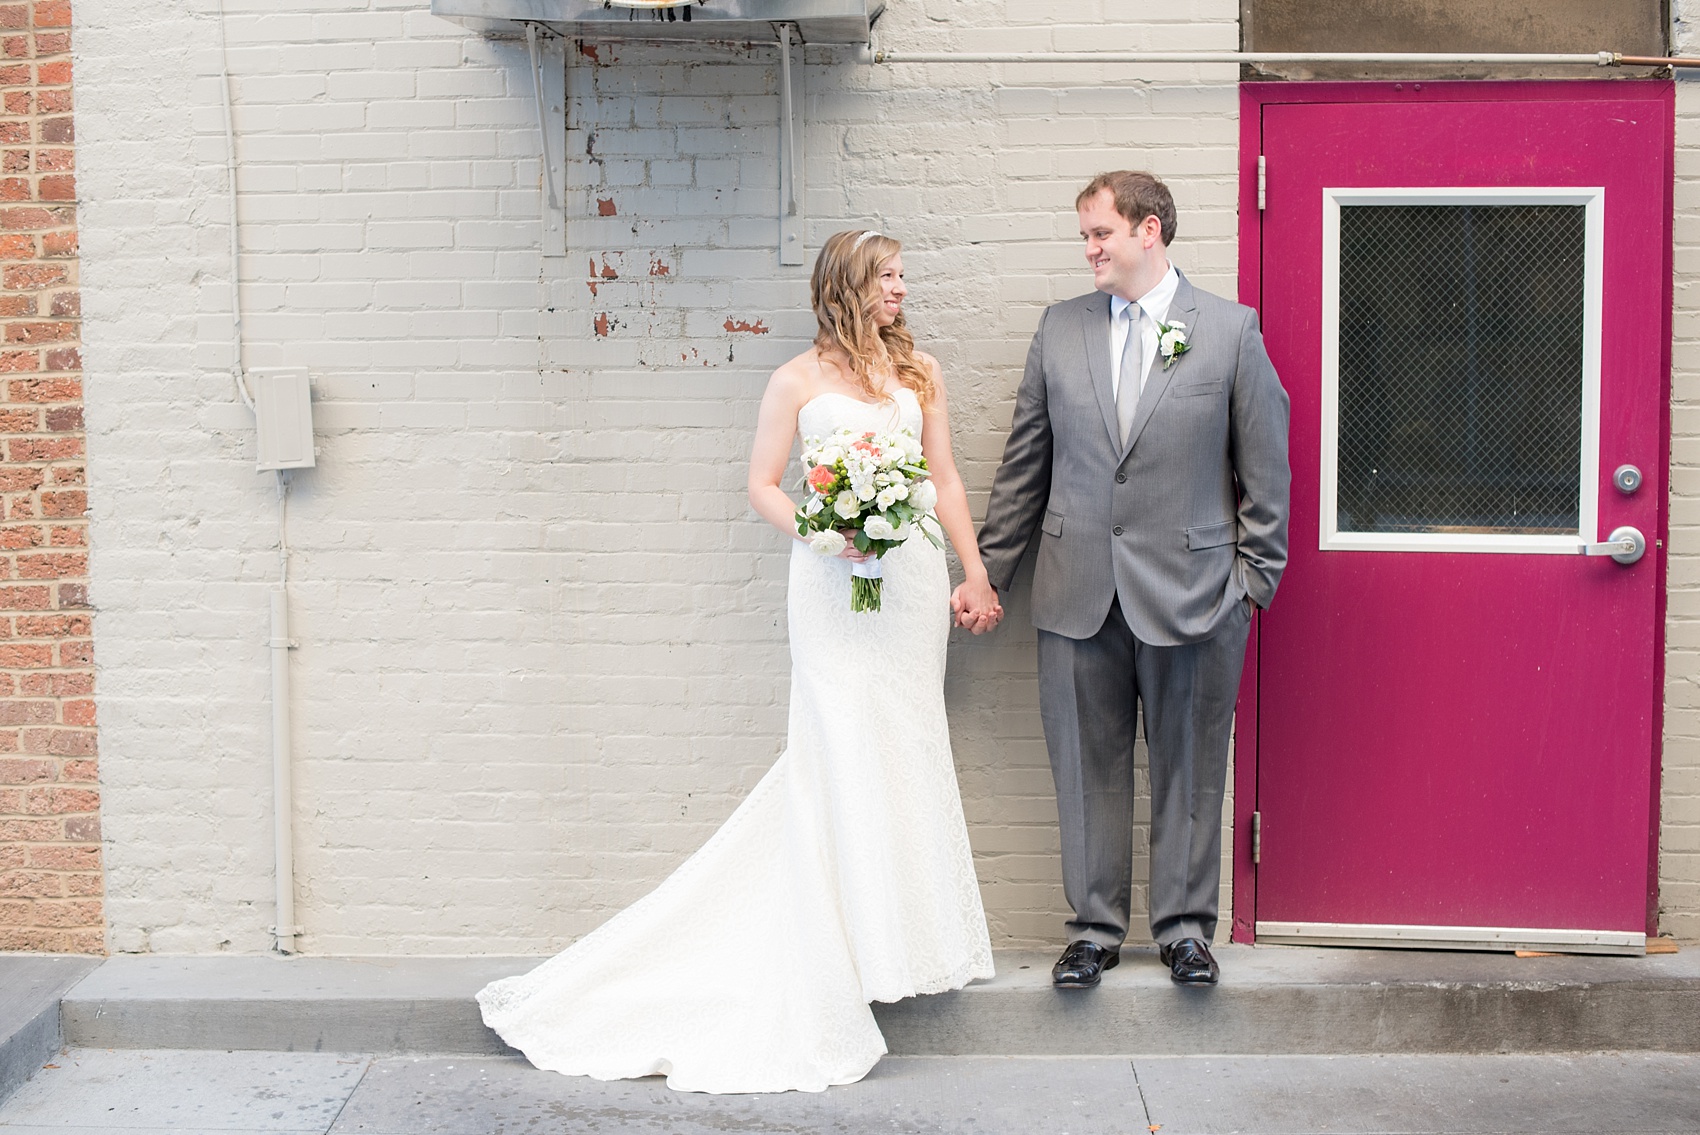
1157, 320, 1190, 369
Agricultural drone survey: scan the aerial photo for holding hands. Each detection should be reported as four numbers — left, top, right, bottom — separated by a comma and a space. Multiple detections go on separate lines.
951, 578, 1003, 635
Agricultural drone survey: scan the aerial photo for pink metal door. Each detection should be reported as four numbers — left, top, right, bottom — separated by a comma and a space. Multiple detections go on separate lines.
1236, 83, 1672, 952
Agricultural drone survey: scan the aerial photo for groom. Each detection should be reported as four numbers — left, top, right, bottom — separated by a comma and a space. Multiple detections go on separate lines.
955, 171, 1290, 987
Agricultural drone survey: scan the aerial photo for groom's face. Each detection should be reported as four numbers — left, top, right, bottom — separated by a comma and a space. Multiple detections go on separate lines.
1078, 188, 1162, 301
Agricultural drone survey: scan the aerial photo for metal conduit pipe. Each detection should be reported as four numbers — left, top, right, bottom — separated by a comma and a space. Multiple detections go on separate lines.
219, 0, 299, 956
864, 48, 1700, 68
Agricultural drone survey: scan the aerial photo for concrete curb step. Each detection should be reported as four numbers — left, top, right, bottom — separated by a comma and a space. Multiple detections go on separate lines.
0, 956, 101, 1106
54, 945, 1700, 1057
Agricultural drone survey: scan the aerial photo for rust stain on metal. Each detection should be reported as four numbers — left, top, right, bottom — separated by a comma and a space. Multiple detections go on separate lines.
597, 198, 617, 216
723, 318, 770, 335
649, 256, 670, 276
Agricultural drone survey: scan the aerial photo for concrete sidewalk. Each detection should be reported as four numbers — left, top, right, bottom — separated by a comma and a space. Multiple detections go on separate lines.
5, 946, 1700, 1133
2, 1049, 1698, 1134
49, 945, 1700, 1056
0, 957, 98, 1108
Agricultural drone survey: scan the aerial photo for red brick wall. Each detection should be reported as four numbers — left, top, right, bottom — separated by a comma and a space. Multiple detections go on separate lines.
0, 0, 99, 954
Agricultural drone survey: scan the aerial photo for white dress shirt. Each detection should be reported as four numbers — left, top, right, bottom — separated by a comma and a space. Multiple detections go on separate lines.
1109, 263, 1180, 400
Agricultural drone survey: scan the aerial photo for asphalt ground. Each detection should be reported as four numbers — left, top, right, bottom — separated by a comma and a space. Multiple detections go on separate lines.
1, 1049, 1696, 1135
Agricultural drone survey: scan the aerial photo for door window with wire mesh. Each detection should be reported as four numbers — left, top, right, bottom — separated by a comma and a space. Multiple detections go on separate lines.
1320, 189, 1603, 553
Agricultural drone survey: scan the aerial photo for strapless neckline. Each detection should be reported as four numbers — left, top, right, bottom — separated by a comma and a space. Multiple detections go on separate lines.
799, 388, 919, 414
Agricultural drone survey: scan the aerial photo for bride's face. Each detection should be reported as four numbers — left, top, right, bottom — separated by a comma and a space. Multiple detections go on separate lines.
872, 254, 906, 328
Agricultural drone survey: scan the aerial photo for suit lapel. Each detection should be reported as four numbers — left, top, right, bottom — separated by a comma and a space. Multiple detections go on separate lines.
1121, 270, 1200, 459
1079, 292, 1121, 450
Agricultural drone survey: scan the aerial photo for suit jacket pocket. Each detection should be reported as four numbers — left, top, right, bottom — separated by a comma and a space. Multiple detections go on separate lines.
1042, 510, 1064, 538
1171, 379, 1223, 398
1186, 520, 1236, 550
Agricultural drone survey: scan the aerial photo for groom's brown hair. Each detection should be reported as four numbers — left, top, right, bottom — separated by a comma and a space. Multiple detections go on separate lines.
1078, 170, 1177, 247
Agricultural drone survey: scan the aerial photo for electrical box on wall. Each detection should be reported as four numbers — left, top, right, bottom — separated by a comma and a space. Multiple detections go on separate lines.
250, 368, 316, 472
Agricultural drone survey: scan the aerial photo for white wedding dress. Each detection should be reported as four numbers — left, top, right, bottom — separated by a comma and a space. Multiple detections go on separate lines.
477, 387, 994, 1094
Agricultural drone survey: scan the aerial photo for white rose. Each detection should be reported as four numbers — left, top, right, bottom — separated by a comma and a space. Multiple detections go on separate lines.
854, 480, 878, 502
808, 529, 847, 556
1161, 330, 1184, 353
875, 487, 899, 510
909, 480, 938, 512
834, 492, 860, 519
892, 520, 913, 540
864, 516, 896, 540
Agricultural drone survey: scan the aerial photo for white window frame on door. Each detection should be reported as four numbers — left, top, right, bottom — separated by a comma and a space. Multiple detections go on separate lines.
1319, 186, 1605, 555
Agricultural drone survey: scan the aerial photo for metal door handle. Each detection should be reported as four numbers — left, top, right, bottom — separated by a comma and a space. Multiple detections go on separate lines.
1581, 526, 1646, 565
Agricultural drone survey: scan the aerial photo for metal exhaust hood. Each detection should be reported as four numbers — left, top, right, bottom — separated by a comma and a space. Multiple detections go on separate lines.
431, 0, 883, 44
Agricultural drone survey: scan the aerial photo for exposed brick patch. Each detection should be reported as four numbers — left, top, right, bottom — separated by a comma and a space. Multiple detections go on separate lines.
0, 0, 97, 954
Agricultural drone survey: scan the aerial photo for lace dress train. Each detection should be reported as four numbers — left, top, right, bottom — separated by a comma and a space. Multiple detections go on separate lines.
477, 389, 994, 1093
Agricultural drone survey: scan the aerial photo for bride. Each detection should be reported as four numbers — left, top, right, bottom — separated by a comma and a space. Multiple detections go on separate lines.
477, 230, 1002, 1094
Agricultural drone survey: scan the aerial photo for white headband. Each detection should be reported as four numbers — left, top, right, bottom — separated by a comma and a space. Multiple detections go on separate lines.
851, 230, 882, 251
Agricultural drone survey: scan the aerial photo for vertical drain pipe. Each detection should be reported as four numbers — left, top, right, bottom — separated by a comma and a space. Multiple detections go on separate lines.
270, 473, 297, 954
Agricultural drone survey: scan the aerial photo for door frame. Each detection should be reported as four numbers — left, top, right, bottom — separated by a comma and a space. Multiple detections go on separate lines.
1232, 80, 1674, 945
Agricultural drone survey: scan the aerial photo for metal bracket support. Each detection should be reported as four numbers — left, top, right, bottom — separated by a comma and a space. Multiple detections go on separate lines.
778, 23, 804, 265
526, 23, 568, 258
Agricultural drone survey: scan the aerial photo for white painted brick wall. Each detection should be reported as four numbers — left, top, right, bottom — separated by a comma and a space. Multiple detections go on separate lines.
1666, 77, 1700, 942
73, 0, 1246, 955
75, 0, 1696, 955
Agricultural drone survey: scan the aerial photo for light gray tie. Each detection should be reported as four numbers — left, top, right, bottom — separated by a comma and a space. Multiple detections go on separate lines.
1116, 304, 1143, 444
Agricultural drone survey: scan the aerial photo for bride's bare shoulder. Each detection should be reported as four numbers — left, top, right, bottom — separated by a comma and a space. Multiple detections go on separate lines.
763, 348, 822, 404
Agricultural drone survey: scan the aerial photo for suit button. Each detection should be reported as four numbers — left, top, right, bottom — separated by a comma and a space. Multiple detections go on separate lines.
1115, 473, 1126, 483
1113, 525, 1124, 536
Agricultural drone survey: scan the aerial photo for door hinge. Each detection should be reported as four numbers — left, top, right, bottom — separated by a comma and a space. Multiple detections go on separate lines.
1251, 810, 1262, 863
1257, 155, 1267, 212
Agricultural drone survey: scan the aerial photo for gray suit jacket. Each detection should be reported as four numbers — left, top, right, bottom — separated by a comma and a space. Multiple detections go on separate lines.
980, 272, 1291, 645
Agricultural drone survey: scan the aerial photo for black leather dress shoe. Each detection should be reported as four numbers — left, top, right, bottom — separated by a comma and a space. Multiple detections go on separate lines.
1052, 940, 1119, 988
1159, 938, 1220, 986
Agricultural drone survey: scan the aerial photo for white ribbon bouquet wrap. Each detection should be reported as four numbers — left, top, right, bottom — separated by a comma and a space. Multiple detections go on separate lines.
795, 427, 944, 612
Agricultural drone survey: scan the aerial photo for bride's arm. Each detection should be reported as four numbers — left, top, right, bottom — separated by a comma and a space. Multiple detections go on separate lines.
917, 356, 1002, 631
747, 361, 812, 542
748, 358, 869, 561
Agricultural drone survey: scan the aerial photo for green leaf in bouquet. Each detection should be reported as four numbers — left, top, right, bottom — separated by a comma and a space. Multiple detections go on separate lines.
920, 516, 945, 549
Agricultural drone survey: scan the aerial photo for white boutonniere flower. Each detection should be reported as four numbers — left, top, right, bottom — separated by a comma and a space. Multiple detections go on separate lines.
1157, 320, 1190, 369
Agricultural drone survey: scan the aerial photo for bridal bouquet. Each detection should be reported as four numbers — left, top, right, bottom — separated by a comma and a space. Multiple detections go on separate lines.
795, 426, 943, 612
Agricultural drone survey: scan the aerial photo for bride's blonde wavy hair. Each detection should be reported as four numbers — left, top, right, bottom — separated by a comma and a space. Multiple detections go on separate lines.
811, 230, 938, 409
